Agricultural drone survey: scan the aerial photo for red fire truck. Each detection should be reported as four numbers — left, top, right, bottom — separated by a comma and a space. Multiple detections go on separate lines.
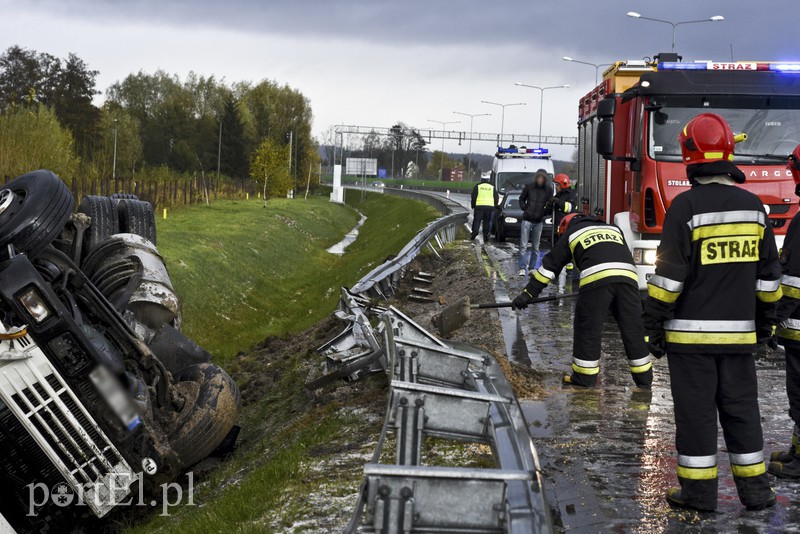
578, 52, 800, 288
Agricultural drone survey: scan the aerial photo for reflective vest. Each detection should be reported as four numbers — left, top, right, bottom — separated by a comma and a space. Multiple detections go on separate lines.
475, 183, 495, 207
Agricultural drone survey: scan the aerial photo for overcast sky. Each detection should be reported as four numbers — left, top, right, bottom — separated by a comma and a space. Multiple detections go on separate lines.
2, 0, 797, 159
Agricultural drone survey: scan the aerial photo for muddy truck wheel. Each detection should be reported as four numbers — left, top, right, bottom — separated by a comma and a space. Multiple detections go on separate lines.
78, 195, 120, 255
0, 170, 74, 258
168, 363, 241, 468
116, 198, 157, 244
110, 192, 139, 200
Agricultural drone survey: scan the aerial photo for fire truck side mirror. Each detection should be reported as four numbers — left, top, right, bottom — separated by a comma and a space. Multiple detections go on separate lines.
596, 98, 617, 157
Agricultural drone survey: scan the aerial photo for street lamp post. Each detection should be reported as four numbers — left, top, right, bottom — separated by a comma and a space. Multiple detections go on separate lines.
513, 83, 569, 148
562, 57, 613, 85
453, 111, 491, 181
480, 101, 526, 147
111, 118, 119, 181
626, 12, 724, 52
427, 119, 460, 180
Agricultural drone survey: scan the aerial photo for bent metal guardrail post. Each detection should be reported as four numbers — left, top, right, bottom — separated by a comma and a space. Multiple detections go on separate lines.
308, 189, 553, 533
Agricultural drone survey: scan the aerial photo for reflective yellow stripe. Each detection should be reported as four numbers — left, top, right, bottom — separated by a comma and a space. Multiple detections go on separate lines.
703, 151, 725, 160
630, 361, 652, 374
756, 287, 783, 303
782, 284, 800, 299
572, 363, 600, 376
580, 269, 638, 287
691, 222, 764, 241
677, 465, 718, 480
731, 462, 766, 478
563, 202, 572, 213
569, 228, 625, 252
666, 331, 757, 344
778, 327, 800, 341
647, 283, 680, 303
533, 271, 550, 285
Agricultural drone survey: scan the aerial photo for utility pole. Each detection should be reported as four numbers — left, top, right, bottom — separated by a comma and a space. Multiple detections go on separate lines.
288, 131, 293, 195
453, 111, 491, 180
627, 11, 724, 52
112, 119, 118, 180
216, 121, 222, 184
513, 83, 570, 148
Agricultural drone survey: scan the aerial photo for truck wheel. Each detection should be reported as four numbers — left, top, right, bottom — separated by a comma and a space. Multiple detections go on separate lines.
78, 196, 120, 254
0, 170, 74, 258
117, 199, 157, 244
110, 193, 139, 201
168, 364, 241, 468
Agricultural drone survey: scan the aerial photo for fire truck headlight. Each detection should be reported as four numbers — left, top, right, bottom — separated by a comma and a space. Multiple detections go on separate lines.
634, 248, 658, 265
17, 287, 52, 324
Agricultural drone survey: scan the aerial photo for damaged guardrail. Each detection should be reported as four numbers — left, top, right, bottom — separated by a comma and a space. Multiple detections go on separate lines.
307, 190, 552, 533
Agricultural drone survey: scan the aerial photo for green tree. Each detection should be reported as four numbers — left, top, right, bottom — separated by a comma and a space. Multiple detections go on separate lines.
53, 53, 100, 156
428, 151, 455, 179
0, 105, 79, 179
219, 95, 247, 180
250, 137, 290, 204
95, 105, 143, 179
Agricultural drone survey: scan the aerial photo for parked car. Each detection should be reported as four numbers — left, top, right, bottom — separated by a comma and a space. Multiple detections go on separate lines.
371, 181, 385, 188
0, 170, 240, 529
494, 190, 553, 245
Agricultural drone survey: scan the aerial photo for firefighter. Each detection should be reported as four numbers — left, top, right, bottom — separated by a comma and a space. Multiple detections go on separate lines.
470, 173, 498, 242
769, 144, 800, 479
643, 113, 779, 511
511, 213, 653, 388
546, 173, 578, 290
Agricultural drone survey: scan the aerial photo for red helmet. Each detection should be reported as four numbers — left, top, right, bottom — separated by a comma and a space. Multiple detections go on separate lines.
554, 173, 571, 190
678, 113, 736, 165
558, 213, 580, 236
789, 144, 800, 185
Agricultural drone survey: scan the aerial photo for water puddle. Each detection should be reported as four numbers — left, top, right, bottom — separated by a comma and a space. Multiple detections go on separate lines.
326, 213, 367, 255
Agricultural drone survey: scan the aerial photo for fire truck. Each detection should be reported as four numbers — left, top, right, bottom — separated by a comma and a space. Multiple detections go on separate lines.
578, 52, 800, 288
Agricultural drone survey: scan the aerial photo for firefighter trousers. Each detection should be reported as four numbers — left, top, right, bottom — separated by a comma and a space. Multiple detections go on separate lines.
569, 282, 652, 387
471, 207, 494, 241
668, 352, 771, 510
784, 346, 800, 449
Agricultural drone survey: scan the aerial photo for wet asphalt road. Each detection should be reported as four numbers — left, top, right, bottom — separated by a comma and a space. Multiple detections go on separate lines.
443, 192, 800, 533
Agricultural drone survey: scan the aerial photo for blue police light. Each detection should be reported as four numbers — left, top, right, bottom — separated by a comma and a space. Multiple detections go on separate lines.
530, 148, 549, 155
771, 63, 800, 72
658, 62, 708, 71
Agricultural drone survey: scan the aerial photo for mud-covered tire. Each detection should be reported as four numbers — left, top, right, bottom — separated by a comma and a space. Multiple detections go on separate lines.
110, 193, 139, 201
78, 195, 120, 254
168, 364, 240, 468
117, 199, 156, 244
0, 170, 74, 258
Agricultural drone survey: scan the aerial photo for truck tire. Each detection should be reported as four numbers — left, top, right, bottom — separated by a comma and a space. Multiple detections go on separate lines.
117, 199, 157, 244
168, 364, 241, 468
110, 193, 139, 201
78, 195, 120, 254
0, 170, 74, 258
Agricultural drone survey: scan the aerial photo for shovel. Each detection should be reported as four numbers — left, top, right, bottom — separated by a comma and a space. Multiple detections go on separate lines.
432, 292, 579, 337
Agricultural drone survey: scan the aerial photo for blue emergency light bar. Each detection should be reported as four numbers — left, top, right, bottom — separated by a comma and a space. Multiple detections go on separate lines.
657, 61, 800, 73
657, 62, 707, 70
497, 146, 549, 155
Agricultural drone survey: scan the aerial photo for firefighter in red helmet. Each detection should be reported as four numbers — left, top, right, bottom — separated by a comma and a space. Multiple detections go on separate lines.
768, 144, 800, 479
547, 173, 577, 231
512, 212, 653, 389
643, 113, 779, 511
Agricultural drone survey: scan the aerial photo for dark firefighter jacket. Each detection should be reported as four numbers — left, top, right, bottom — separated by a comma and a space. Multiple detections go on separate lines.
644, 182, 781, 354
519, 182, 550, 222
471, 182, 498, 209
776, 211, 800, 348
523, 216, 638, 297
550, 188, 578, 228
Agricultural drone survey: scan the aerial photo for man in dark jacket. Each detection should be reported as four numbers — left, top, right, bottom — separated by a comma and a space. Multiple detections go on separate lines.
470, 174, 498, 241
511, 213, 653, 389
643, 113, 778, 512
517, 171, 550, 276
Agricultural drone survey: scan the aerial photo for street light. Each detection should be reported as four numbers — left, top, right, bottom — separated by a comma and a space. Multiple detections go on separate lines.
480, 101, 526, 147
427, 119, 460, 180
513, 83, 569, 147
453, 111, 491, 181
562, 56, 613, 85
112, 118, 118, 181
626, 11, 724, 52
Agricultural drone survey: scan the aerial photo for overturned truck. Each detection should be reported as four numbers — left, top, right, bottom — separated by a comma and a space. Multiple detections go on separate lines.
0, 170, 240, 529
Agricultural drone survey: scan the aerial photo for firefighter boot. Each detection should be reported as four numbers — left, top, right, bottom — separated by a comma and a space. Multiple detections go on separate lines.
732, 470, 776, 510
768, 458, 800, 479
629, 357, 653, 389
770, 429, 800, 463
665, 479, 718, 512
562, 372, 597, 388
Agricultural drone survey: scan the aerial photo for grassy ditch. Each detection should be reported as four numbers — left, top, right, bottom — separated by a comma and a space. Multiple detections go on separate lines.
156, 190, 439, 367
121, 190, 437, 532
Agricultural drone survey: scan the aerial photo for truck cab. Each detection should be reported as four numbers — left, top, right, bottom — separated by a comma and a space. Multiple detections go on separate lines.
578, 54, 800, 288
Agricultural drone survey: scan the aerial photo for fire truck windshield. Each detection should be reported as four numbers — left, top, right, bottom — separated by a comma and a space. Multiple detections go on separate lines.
648, 96, 800, 165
